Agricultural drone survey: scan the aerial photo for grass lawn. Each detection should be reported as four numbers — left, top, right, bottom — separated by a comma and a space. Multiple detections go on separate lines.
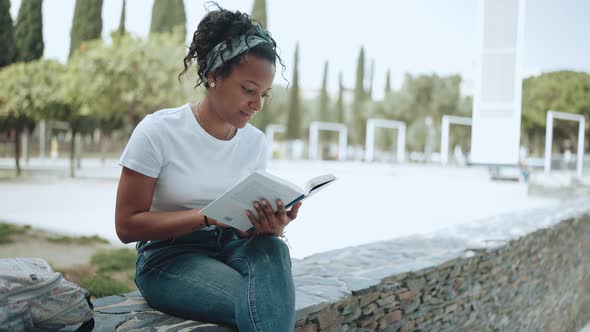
0, 221, 137, 298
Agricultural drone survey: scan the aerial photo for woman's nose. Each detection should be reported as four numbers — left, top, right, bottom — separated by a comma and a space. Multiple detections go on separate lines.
249, 98, 262, 111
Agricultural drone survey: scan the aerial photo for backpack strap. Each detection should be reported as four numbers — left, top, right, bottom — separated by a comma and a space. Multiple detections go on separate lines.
74, 318, 94, 332
74, 289, 95, 331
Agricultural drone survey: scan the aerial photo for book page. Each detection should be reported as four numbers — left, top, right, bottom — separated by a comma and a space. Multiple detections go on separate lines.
305, 173, 337, 193
200, 171, 305, 231
230, 181, 296, 211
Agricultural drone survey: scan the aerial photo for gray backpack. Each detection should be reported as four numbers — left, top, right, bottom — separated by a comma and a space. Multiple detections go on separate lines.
0, 258, 94, 331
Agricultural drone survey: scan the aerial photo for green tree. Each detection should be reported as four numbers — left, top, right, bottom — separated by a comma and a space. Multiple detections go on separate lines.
318, 61, 330, 122
521, 71, 590, 155
250, 0, 267, 29
336, 71, 344, 124
250, 91, 274, 131
0, 60, 66, 176
69, 0, 103, 59
14, 0, 44, 62
117, 0, 126, 37
368, 59, 374, 99
286, 44, 301, 140
385, 73, 463, 152
150, 0, 186, 40
0, 0, 16, 67
385, 69, 391, 96
352, 47, 366, 144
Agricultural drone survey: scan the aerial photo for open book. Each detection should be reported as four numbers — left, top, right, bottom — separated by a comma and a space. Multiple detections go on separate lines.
199, 170, 337, 232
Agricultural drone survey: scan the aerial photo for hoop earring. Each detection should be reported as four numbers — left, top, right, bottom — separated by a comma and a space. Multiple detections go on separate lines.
210, 82, 216, 88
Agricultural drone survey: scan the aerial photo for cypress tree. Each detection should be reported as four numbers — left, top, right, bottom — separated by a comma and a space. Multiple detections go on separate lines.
318, 61, 329, 122
251, 92, 273, 131
368, 59, 374, 99
150, 0, 186, 39
251, 0, 267, 29
352, 47, 366, 144
250, 0, 269, 130
14, 0, 44, 62
385, 69, 392, 96
0, 0, 16, 67
69, 0, 103, 59
336, 71, 344, 124
117, 0, 126, 36
286, 44, 301, 140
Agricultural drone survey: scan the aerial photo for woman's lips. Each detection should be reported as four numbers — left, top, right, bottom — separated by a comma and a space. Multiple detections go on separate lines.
240, 111, 252, 119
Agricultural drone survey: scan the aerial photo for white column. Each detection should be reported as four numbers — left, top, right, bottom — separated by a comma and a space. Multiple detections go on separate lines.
365, 120, 375, 162
308, 122, 348, 161
309, 123, 319, 160
364, 119, 406, 162
265, 124, 285, 147
338, 127, 348, 160
397, 125, 406, 162
441, 117, 450, 165
544, 112, 553, 174
441, 115, 472, 165
577, 117, 585, 177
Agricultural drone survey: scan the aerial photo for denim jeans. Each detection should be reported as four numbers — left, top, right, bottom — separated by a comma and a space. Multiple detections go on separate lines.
134, 227, 295, 331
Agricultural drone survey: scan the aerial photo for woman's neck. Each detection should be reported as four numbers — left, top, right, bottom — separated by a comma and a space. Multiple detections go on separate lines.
193, 99, 235, 140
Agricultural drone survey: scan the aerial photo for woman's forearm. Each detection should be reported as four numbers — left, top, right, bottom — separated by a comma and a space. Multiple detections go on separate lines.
117, 209, 209, 244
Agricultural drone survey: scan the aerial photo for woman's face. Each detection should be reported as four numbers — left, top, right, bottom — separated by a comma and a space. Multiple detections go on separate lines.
208, 54, 276, 128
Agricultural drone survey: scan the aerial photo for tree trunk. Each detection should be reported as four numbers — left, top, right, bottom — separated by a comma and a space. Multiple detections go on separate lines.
70, 128, 77, 178
99, 131, 108, 165
13, 128, 22, 176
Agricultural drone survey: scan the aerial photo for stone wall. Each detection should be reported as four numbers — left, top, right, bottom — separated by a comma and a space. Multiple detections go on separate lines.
88, 198, 590, 331
294, 214, 590, 332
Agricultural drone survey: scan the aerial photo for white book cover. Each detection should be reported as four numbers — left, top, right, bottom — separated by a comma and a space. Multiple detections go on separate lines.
200, 170, 336, 232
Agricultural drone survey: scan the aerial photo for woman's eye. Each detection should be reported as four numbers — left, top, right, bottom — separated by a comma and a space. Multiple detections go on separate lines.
242, 87, 255, 94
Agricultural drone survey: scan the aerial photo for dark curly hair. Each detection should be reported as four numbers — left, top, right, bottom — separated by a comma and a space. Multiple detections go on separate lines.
178, 3, 285, 88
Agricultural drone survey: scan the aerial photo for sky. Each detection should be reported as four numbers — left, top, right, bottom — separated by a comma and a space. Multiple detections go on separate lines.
8, 0, 590, 99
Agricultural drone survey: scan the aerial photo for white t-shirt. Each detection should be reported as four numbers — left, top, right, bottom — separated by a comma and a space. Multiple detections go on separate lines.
118, 103, 269, 222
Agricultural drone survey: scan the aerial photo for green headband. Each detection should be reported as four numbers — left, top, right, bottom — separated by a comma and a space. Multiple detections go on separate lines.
203, 26, 274, 85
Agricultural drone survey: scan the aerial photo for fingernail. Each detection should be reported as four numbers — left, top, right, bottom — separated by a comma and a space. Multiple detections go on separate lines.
277, 200, 283, 206
254, 202, 259, 208
262, 200, 268, 206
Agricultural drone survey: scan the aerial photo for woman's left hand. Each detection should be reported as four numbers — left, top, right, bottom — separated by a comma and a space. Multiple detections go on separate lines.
245, 199, 302, 237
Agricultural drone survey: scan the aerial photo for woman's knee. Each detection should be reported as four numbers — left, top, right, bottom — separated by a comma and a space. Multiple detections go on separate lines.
245, 235, 291, 267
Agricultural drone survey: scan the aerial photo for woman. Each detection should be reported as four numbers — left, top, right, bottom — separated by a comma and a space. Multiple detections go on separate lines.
114, 5, 302, 331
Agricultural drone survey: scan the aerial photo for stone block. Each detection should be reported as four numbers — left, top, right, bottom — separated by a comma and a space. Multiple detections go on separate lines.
295, 321, 318, 332
379, 310, 402, 329
397, 290, 417, 301
376, 294, 399, 308
359, 292, 381, 308
314, 307, 339, 329
405, 277, 426, 290
400, 320, 416, 332
361, 303, 378, 315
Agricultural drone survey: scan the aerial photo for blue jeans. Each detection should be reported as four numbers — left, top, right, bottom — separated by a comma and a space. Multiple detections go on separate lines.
134, 227, 295, 331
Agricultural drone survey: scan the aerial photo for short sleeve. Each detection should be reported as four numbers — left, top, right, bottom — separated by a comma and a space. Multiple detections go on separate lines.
118, 115, 165, 178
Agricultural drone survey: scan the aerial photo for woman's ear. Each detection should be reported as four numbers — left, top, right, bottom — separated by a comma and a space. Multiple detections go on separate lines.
207, 72, 218, 88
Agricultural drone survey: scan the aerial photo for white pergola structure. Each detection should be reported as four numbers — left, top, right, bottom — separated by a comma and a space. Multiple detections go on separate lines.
364, 119, 406, 162
544, 110, 586, 177
440, 115, 473, 165
308, 121, 348, 160
265, 124, 286, 146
